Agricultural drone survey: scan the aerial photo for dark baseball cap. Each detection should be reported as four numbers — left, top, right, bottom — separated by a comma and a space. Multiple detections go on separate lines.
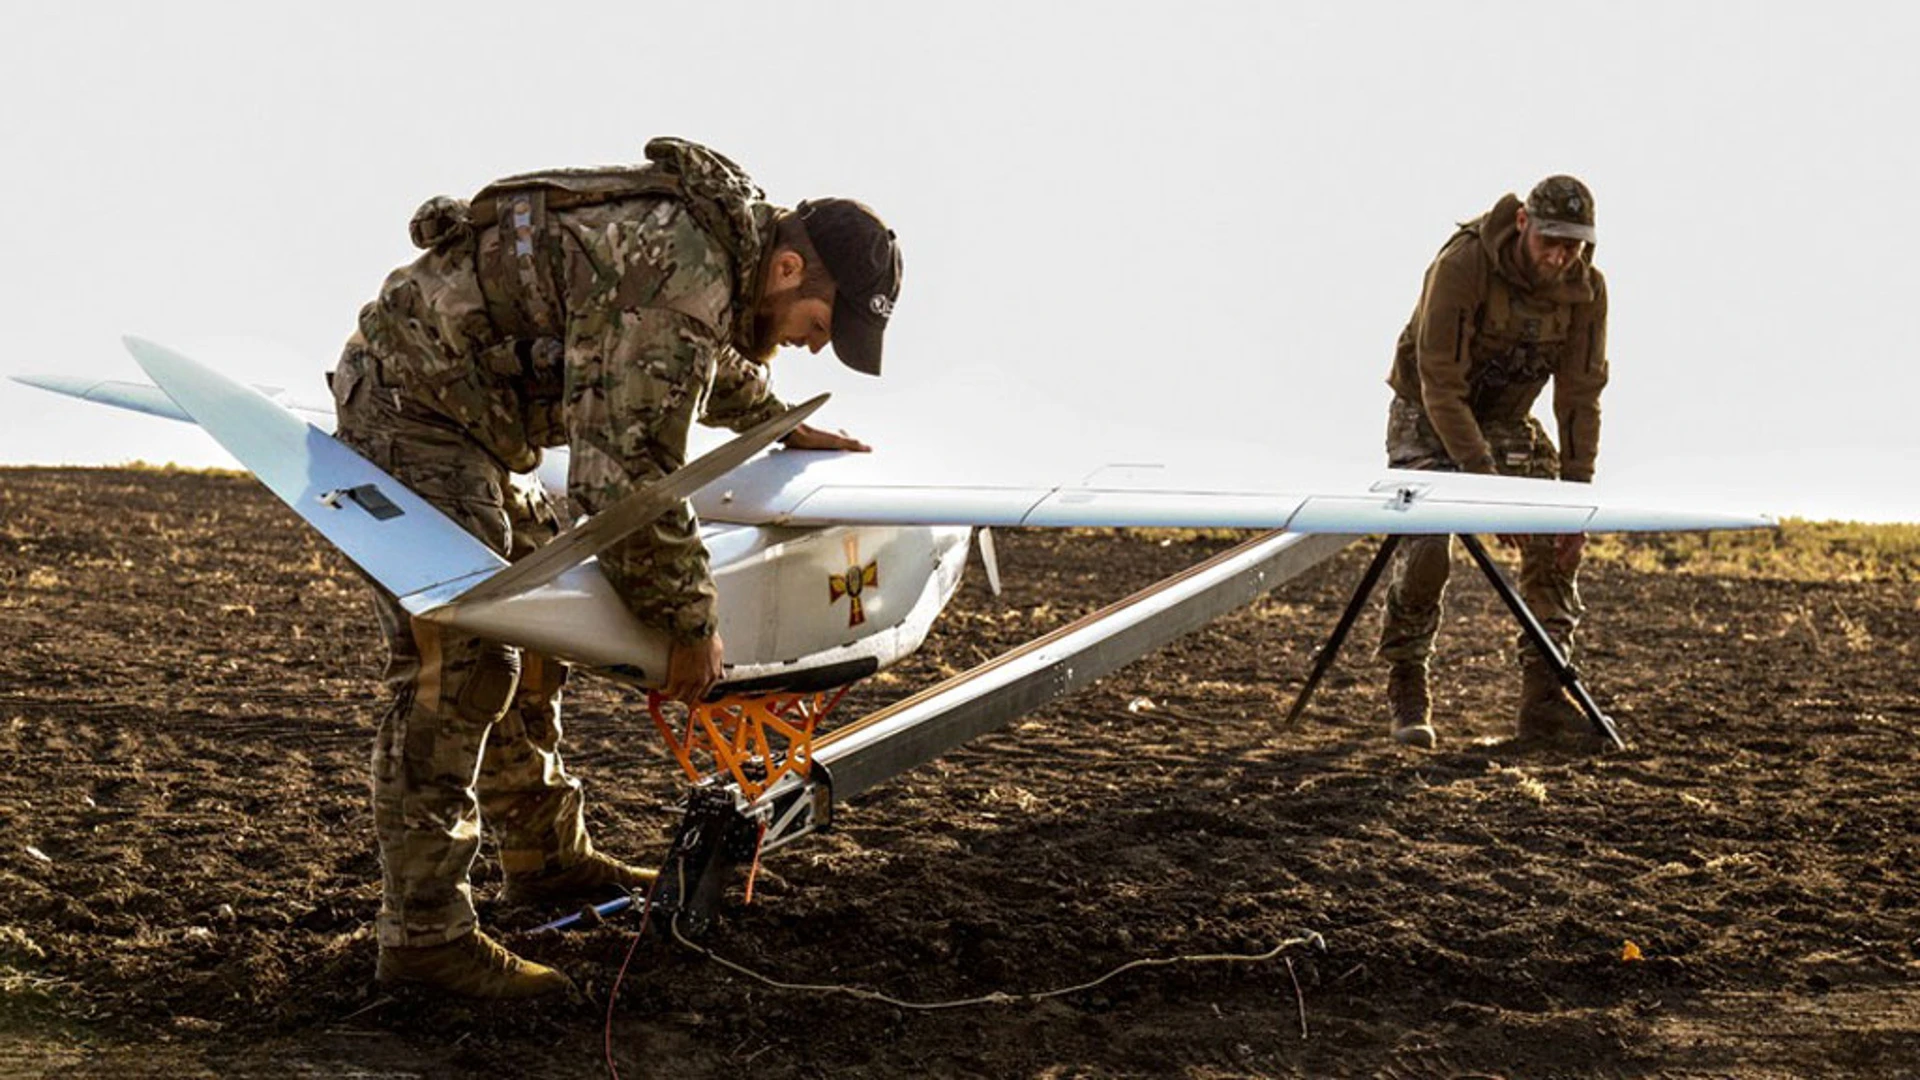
797, 198, 901, 376
1525, 175, 1596, 244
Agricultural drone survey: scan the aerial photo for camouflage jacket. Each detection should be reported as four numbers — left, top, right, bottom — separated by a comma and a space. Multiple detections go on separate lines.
352, 139, 788, 642
1385, 194, 1609, 482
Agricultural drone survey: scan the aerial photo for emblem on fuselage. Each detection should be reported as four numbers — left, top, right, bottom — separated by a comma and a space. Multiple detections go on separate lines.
829, 534, 880, 628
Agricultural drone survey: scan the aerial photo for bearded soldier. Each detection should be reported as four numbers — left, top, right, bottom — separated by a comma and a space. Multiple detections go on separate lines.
328, 138, 901, 996
1377, 176, 1606, 750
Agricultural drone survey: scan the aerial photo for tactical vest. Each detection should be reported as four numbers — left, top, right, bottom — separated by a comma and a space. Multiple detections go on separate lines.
1448, 223, 1577, 424
405, 138, 767, 401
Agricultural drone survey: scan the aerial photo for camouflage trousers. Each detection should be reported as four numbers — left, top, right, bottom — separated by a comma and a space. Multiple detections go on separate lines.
332, 348, 593, 948
1376, 397, 1585, 668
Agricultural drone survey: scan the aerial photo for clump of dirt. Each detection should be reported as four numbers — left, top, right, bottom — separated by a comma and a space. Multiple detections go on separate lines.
2, 467, 1916, 1078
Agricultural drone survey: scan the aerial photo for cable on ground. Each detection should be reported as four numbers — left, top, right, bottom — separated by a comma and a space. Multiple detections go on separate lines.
667, 915, 1326, 1012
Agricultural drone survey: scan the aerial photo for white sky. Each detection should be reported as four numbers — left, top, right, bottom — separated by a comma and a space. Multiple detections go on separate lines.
1, 1, 1914, 522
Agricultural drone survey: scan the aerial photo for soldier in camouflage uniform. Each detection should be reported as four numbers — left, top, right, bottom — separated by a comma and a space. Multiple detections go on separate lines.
1377, 176, 1608, 750
328, 138, 903, 997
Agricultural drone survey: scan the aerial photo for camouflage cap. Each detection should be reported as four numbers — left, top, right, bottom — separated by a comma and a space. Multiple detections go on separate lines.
1525, 175, 1596, 244
796, 198, 901, 377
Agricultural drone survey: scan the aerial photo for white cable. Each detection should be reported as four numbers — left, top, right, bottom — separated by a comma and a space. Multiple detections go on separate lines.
669, 916, 1325, 1012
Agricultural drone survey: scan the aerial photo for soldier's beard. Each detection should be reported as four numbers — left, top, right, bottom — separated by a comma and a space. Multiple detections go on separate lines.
1518, 245, 1566, 286
1517, 232, 1578, 286
744, 309, 775, 363
747, 282, 801, 365
747, 312, 779, 364
747, 284, 820, 365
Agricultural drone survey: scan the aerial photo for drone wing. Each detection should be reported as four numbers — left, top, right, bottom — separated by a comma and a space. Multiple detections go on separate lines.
688, 449, 1772, 535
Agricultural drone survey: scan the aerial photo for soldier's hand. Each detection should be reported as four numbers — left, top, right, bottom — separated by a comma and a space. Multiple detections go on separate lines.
782, 423, 871, 453
1555, 532, 1587, 573
665, 634, 725, 708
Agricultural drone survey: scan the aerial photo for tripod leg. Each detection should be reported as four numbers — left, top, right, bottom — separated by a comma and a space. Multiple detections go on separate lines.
1280, 535, 1401, 727
1456, 534, 1625, 750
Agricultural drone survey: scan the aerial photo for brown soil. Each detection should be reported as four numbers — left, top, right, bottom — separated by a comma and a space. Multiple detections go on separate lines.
2, 466, 1917, 1079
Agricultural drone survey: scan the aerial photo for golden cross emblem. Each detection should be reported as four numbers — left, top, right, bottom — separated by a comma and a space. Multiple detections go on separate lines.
828, 534, 879, 627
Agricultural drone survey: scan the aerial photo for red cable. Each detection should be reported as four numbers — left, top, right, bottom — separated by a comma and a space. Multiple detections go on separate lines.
743, 821, 768, 906
604, 870, 664, 1080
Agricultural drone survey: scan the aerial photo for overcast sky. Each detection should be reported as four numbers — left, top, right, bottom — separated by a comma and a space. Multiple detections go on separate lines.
1, 1, 1914, 522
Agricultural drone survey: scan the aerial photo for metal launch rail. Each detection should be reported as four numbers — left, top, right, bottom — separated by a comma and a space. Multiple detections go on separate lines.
541, 529, 1356, 934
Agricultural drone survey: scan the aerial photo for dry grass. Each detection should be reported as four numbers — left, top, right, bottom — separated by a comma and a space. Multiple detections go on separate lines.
113, 461, 249, 478
1585, 520, 1920, 583
1111, 521, 1919, 584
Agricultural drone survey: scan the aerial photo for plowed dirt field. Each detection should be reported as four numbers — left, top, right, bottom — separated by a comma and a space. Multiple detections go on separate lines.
2, 467, 1916, 1079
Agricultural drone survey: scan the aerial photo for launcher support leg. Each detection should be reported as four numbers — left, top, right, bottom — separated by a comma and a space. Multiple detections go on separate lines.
647, 788, 767, 938
1280, 535, 1400, 726
530, 772, 833, 936
1456, 533, 1625, 751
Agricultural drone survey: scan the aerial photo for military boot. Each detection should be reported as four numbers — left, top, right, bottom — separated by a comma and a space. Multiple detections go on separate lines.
1386, 662, 1437, 749
1516, 659, 1590, 742
375, 930, 571, 999
502, 851, 657, 907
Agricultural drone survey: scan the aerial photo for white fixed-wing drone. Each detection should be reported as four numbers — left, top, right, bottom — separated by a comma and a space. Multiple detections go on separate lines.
16, 339, 1771, 928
